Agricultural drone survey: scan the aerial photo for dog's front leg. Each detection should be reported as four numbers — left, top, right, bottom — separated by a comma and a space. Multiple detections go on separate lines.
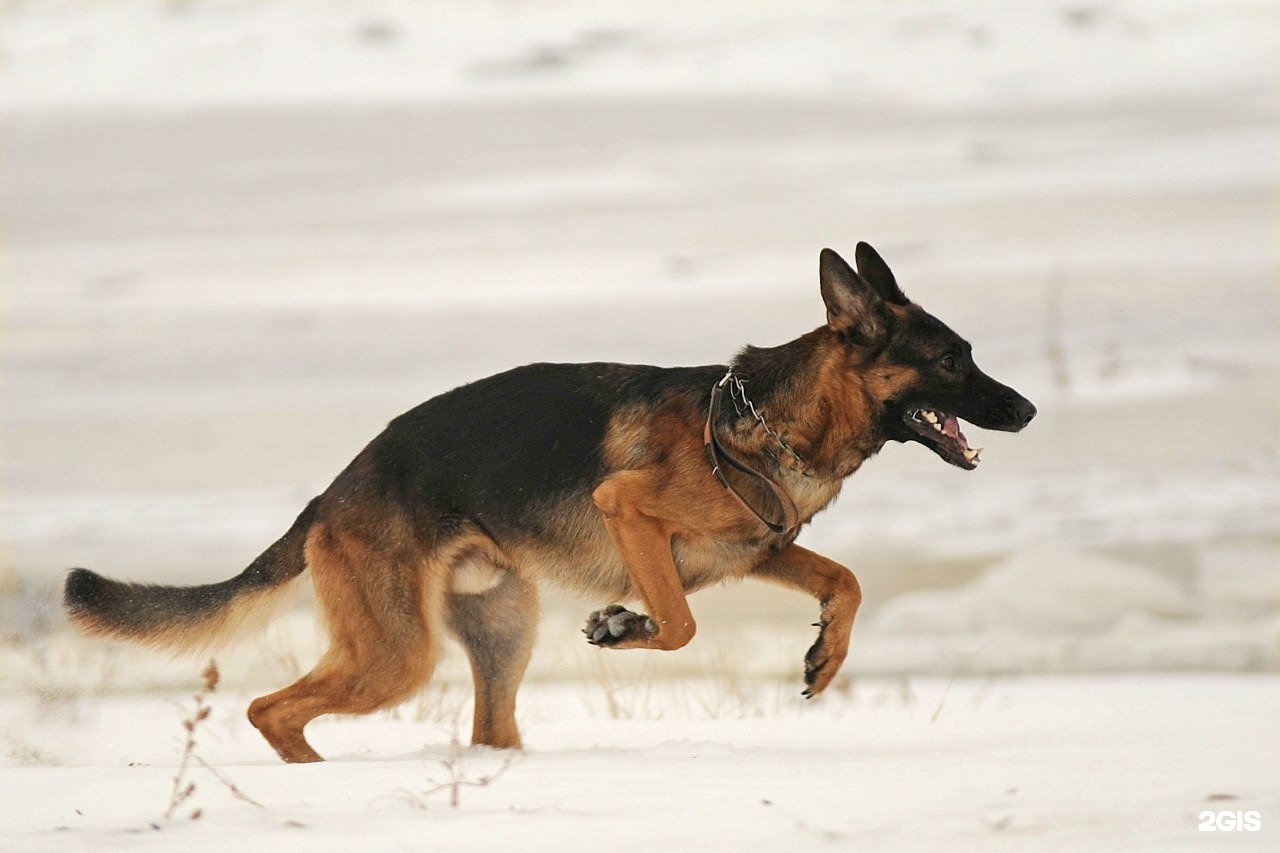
586, 473, 696, 651
751, 544, 862, 696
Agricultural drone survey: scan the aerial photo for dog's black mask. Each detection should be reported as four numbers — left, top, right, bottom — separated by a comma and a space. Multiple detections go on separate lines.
885, 328, 1037, 470
821, 243, 1036, 470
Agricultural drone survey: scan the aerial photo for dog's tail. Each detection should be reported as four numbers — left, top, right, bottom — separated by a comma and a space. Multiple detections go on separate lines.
63, 498, 320, 656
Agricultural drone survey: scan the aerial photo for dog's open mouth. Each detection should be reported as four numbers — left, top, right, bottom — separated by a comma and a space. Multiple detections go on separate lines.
905, 408, 982, 470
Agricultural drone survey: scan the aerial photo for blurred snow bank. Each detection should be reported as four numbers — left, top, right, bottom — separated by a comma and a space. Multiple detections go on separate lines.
877, 545, 1196, 634
4, 539, 1273, 699
4, 0, 1273, 111
865, 542, 1277, 672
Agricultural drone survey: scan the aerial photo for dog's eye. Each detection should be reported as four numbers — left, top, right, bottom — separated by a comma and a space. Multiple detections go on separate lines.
939, 353, 961, 373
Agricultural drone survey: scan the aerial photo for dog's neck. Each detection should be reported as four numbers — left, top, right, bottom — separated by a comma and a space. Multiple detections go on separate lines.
728, 328, 886, 481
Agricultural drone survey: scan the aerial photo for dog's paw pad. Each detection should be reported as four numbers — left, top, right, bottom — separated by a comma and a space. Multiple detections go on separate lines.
583, 605, 656, 646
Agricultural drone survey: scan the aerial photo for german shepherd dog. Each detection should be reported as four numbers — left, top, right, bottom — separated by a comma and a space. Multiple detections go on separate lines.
64, 243, 1035, 763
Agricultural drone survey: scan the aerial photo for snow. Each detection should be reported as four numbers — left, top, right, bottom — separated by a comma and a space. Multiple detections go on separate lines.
876, 545, 1196, 633
4, 1, 1271, 112
1, 0, 1277, 849
1, 677, 1277, 851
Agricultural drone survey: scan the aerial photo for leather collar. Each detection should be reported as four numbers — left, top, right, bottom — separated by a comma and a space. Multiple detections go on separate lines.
703, 371, 800, 535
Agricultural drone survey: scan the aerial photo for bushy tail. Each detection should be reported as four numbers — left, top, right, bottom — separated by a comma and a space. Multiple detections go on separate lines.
63, 498, 319, 655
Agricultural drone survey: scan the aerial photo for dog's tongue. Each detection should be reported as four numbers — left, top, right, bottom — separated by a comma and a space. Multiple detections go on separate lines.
942, 414, 967, 447
943, 414, 983, 463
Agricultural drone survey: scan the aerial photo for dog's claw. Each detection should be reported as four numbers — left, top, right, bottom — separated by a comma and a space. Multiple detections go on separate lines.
584, 605, 657, 646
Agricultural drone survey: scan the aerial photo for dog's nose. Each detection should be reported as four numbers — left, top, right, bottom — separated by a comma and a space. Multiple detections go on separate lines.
1014, 398, 1037, 427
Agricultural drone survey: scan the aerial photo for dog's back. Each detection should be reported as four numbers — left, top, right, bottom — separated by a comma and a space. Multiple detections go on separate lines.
353, 361, 723, 536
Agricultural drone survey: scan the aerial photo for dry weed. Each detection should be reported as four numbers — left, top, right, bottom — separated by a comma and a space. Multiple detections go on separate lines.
164, 661, 261, 821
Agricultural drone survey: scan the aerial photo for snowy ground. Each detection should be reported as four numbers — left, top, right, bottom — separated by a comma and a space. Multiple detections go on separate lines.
2, 676, 1278, 852
0, 1, 1277, 850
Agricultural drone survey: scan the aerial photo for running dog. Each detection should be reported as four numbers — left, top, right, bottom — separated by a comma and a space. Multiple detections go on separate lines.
64, 243, 1036, 763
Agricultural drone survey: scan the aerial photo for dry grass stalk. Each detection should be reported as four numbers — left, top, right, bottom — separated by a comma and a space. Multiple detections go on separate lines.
415, 735, 519, 809
164, 660, 262, 820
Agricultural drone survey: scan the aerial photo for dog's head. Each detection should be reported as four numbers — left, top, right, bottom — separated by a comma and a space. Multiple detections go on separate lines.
819, 243, 1036, 470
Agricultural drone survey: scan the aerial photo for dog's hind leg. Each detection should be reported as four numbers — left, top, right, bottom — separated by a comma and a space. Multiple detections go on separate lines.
750, 544, 862, 697
445, 559, 538, 750
248, 519, 443, 763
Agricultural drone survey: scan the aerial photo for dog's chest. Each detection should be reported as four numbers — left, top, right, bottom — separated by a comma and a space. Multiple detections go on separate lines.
779, 469, 844, 524
670, 534, 778, 592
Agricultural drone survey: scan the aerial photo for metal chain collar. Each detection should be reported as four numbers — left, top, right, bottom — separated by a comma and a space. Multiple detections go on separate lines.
722, 370, 808, 473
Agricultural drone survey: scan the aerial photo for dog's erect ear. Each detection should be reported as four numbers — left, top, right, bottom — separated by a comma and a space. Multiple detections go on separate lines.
854, 241, 909, 305
820, 248, 886, 346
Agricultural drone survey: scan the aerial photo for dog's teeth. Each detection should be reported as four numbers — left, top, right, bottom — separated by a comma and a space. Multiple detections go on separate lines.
933, 421, 943, 432
923, 411, 938, 424
963, 447, 983, 462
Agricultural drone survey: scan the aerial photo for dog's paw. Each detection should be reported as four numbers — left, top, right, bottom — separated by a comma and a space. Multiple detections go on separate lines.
802, 620, 837, 698
583, 604, 657, 647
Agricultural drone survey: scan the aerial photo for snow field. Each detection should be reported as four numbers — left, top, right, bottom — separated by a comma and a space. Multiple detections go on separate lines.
2, 675, 1277, 852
